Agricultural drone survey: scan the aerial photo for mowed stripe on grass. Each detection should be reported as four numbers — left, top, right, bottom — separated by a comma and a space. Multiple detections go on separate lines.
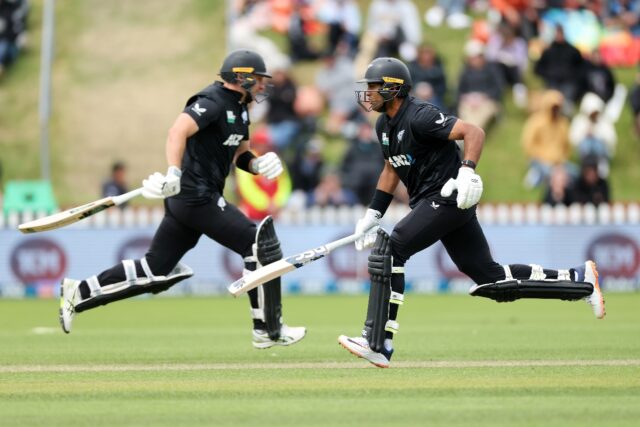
2, 359, 640, 373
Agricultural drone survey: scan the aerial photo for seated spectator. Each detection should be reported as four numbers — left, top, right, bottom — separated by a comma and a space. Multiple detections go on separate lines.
569, 92, 617, 177
236, 128, 292, 220
542, 164, 574, 207
484, 23, 528, 108
102, 161, 129, 208
316, 0, 361, 57
407, 44, 447, 108
288, 136, 324, 196
489, 0, 541, 41
522, 90, 571, 188
266, 66, 300, 151
315, 49, 359, 135
307, 170, 358, 207
580, 50, 616, 103
0, 0, 28, 77
630, 70, 640, 137
604, 0, 640, 36
572, 156, 611, 205
424, 0, 471, 29
534, 26, 585, 111
364, 0, 421, 60
340, 120, 384, 205
456, 39, 504, 130
288, 0, 320, 62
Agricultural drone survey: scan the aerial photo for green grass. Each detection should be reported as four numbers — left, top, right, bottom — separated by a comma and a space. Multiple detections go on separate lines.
0, 0, 639, 205
1, 294, 639, 426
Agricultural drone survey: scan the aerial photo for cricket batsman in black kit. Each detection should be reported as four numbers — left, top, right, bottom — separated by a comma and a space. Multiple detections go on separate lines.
59, 49, 306, 348
338, 57, 605, 368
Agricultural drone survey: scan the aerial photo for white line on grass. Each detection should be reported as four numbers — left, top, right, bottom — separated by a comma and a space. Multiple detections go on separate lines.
2, 359, 640, 373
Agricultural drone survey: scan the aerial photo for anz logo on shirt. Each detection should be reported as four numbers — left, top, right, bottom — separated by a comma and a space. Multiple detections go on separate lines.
222, 134, 243, 146
389, 153, 414, 168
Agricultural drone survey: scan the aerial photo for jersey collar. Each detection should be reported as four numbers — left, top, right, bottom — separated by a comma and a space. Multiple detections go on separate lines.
387, 96, 411, 128
215, 81, 244, 103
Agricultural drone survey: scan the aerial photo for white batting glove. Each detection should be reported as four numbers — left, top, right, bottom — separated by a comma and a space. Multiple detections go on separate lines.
440, 166, 483, 209
354, 208, 382, 251
251, 152, 283, 180
142, 166, 182, 199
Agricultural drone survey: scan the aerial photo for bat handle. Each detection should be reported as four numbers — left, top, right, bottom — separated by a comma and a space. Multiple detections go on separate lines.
113, 187, 144, 206
325, 233, 363, 252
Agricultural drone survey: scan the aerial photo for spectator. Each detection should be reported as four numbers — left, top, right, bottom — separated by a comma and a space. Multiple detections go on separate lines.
534, 26, 585, 110
288, 136, 324, 196
424, 0, 471, 29
629, 69, 640, 137
102, 161, 129, 208
307, 170, 358, 207
484, 23, 528, 108
288, 0, 320, 62
604, 0, 640, 36
542, 164, 574, 206
522, 90, 571, 188
315, 49, 359, 135
407, 44, 448, 109
364, 0, 421, 60
572, 156, 610, 205
580, 50, 616, 103
0, 0, 28, 77
316, 0, 361, 57
340, 120, 385, 205
569, 92, 617, 176
489, 0, 541, 40
266, 66, 300, 151
456, 39, 504, 130
236, 128, 292, 220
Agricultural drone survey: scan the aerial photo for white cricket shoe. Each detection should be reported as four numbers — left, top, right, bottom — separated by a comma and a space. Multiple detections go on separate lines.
583, 260, 606, 319
338, 335, 393, 368
252, 324, 306, 349
59, 278, 81, 334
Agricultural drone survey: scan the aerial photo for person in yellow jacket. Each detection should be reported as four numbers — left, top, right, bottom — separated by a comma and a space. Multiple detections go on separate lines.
522, 89, 571, 188
237, 128, 292, 220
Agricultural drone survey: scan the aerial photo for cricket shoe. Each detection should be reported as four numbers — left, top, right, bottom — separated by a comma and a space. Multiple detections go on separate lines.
579, 260, 606, 319
252, 324, 306, 349
338, 335, 393, 368
59, 278, 81, 334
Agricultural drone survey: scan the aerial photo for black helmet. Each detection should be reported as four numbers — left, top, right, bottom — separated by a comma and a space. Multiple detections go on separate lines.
220, 49, 272, 82
356, 57, 412, 111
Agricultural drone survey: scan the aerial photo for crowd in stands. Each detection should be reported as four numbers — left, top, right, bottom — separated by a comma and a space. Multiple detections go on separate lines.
0, 0, 28, 78
226, 0, 640, 219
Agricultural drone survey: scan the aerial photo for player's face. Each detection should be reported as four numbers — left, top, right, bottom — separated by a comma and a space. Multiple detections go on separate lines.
356, 83, 386, 112
244, 74, 271, 103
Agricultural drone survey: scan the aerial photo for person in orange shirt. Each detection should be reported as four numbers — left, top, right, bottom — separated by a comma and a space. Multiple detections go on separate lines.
237, 127, 292, 220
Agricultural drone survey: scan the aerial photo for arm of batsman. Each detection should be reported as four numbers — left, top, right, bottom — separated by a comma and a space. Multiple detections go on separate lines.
251, 152, 283, 180
142, 166, 182, 199
440, 167, 483, 209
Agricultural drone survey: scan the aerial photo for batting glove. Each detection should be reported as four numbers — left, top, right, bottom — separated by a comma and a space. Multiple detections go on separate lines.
440, 166, 483, 209
354, 208, 382, 251
251, 152, 283, 180
142, 166, 182, 199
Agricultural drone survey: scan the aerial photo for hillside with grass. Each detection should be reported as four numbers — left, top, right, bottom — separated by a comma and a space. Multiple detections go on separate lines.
0, 0, 638, 206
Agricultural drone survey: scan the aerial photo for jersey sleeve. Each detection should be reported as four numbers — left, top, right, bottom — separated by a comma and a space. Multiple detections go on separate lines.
183, 96, 222, 129
410, 105, 457, 141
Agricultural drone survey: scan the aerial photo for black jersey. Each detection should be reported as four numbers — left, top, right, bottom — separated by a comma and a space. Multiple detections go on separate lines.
375, 97, 460, 208
175, 82, 250, 204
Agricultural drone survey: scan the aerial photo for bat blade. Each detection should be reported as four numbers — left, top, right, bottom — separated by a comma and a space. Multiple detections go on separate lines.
18, 198, 115, 233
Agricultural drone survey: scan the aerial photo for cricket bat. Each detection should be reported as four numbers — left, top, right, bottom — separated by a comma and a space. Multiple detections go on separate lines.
227, 233, 362, 297
18, 187, 144, 233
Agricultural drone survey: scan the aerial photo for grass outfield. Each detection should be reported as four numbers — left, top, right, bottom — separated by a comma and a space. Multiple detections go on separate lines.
1, 293, 639, 426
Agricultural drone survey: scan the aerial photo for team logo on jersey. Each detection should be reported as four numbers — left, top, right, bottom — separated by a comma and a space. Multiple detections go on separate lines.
389, 154, 414, 168
435, 113, 447, 125
222, 134, 243, 146
397, 129, 405, 141
381, 132, 389, 146
430, 201, 440, 210
226, 111, 236, 123
241, 110, 249, 124
191, 103, 207, 117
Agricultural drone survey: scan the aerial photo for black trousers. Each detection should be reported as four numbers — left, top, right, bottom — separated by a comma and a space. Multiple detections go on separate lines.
390, 199, 558, 285
84, 196, 256, 294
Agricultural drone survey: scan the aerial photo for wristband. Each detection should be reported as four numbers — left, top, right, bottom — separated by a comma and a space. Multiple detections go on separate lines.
369, 189, 393, 216
461, 159, 477, 169
236, 151, 257, 173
